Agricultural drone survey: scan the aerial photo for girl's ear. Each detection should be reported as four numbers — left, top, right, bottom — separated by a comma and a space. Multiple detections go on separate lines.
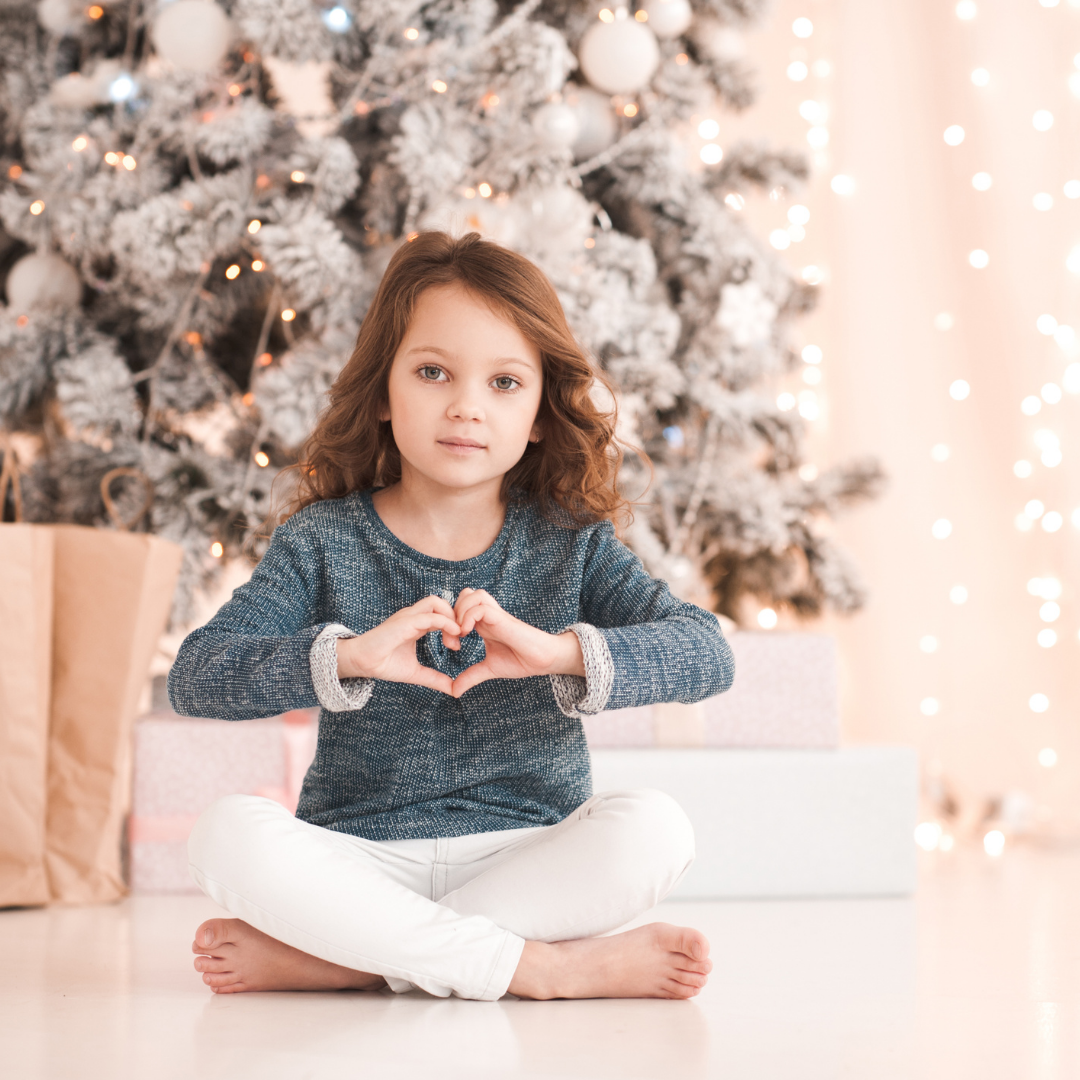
529, 423, 542, 443
378, 401, 390, 423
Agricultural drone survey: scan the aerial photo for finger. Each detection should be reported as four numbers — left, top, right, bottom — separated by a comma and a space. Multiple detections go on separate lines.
457, 597, 496, 638
451, 661, 493, 698
441, 629, 461, 651
402, 664, 454, 695
411, 594, 457, 620
454, 588, 495, 624
405, 614, 462, 641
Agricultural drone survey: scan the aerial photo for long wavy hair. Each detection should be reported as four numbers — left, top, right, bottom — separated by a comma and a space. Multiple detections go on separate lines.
280, 231, 635, 528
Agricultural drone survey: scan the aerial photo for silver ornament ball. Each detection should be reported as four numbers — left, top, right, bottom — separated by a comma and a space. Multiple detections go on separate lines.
643, 0, 693, 40
152, 0, 232, 74
565, 87, 618, 161
6, 253, 82, 314
578, 17, 660, 96
532, 101, 581, 148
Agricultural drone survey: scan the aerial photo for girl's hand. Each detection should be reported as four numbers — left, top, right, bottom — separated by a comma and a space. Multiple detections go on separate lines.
336, 596, 462, 695
450, 588, 585, 698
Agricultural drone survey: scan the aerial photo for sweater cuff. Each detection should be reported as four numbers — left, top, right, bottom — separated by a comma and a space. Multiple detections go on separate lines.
549, 622, 614, 718
309, 623, 375, 713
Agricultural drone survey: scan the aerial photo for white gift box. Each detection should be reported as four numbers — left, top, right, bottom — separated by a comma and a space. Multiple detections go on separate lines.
583, 631, 840, 749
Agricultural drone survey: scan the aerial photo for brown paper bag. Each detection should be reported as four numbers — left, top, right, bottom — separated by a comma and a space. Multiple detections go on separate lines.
0, 523, 55, 907
44, 525, 183, 903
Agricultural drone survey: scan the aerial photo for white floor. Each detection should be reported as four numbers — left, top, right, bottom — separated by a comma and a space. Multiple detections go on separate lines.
3, 846, 1079, 1080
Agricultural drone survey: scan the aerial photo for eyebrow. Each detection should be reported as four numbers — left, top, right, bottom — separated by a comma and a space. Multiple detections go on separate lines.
405, 346, 538, 370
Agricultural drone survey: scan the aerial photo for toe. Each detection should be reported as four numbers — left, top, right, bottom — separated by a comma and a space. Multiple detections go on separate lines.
193, 918, 235, 953
194, 955, 231, 973
676, 927, 710, 962
203, 970, 239, 988
673, 970, 708, 989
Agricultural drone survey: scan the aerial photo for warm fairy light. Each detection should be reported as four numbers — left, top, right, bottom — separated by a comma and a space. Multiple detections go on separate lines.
72, 136, 88, 151
251, 259, 264, 271
983, 830, 1005, 857
920, 697, 940, 716
635, 8, 647, 19
968, 249, 989, 269
788, 205, 810, 226
949, 584, 968, 604
406, 231, 419, 242
943, 125, 965, 146
949, 379, 970, 400
801, 265, 824, 285
8, 164, 22, 179
183, 331, 202, 347
770, 229, 791, 250
1033, 110, 1054, 131
1021, 395, 1042, 416
290, 170, 306, 183
1039, 599, 1060, 620
1065, 180, 1080, 198
478, 182, 493, 198
807, 126, 829, 148
354, 101, 370, 116
256, 352, 273, 366
1038, 629, 1057, 648
281, 308, 296, 322
122, 155, 135, 170
87, 5, 104, 18
724, 193, 744, 210
1055, 324, 1075, 349
972, 172, 992, 191
1039, 747, 1058, 768
798, 463, 818, 481
463, 187, 477, 198
225, 264, 240, 280
799, 99, 824, 124
201, 111, 216, 124
1037, 313, 1057, 335
255, 174, 270, 189
914, 821, 942, 850
802, 344, 822, 364
675, 53, 688, 64
584, 237, 595, 248
970, 67, 990, 86
1034, 192, 1053, 211
956, 1, 977, 18
1014, 460, 1033, 477
792, 16, 813, 37
1041, 382, 1062, 405
777, 392, 796, 411
698, 119, 720, 139
931, 518, 952, 539
481, 93, 500, 109
623, 103, 638, 117
798, 391, 819, 420
919, 635, 938, 653
831, 174, 855, 196
403, 27, 419, 39
1029, 693, 1049, 712
757, 607, 778, 629
210, 542, 224, 558
242, 392, 254, 406
29, 200, 44, 215
247, 219, 261, 234
1042, 511, 1063, 531
931, 443, 950, 462
599, 8, 615, 22
432, 80, 448, 93
700, 144, 723, 165
228, 83, 242, 97
787, 61, 809, 82
802, 366, 821, 385
254, 451, 270, 467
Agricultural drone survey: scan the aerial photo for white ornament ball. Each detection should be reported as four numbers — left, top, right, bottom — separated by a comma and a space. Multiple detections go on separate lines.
565, 87, 617, 161
37, 0, 79, 35
151, 0, 232, 74
643, 0, 693, 40
6, 253, 82, 314
531, 101, 581, 149
693, 19, 745, 62
578, 17, 660, 96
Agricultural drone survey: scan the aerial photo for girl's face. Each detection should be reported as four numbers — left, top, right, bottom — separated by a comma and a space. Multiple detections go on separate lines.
382, 283, 544, 493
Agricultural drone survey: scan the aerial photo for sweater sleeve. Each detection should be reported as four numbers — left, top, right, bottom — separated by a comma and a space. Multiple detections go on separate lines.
550, 521, 734, 717
167, 516, 372, 720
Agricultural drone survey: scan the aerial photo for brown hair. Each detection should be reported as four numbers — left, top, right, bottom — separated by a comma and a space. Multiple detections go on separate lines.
282, 231, 634, 528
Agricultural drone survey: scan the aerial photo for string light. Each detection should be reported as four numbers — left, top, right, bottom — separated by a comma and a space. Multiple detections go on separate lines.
697, 119, 720, 139
789, 205, 811, 225
290, 170, 306, 183
228, 84, 242, 97
949, 379, 970, 400
798, 391, 819, 420
801, 265, 824, 285
107, 74, 136, 102
921, 697, 940, 716
225, 264, 240, 280
932, 518, 952, 539
209, 542, 224, 558
972, 172, 992, 190
934, 312, 954, 330
799, 100, 824, 123
256, 352, 272, 366
431, 80, 448, 93
920, 635, 939, 653
770, 229, 791, 250
322, 5, 351, 32
87, 4, 103, 17
8, 164, 21, 179
675, 53, 688, 65
802, 366, 821, 385
247, 220, 261, 234
787, 61, 809, 82
955, 1, 977, 19
1014, 460, 1033, 478
700, 144, 723, 164
1042, 511, 1063, 531
831, 174, 855, 195
970, 67, 990, 86
1039, 748, 1058, 767
1039, 601, 1060, 622
403, 27, 419, 39
792, 17, 813, 37
1032, 110, 1054, 131
1037, 313, 1057, 335
599, 8, 614, 22
29, 200, 44, 215
943, 125, 965, 145
798, 463, 818, 480
1025, 499, 1045, 519
1029, 693, 1050, 712
281, 308, 296, 322
968, 249, 989, 269
931, 443, 950, 461
122, 155, 136, 170
1021, 395, 1042, 415
623, 103, 638, 117
777, 392, 796, 411
807, 126, 829, 148
984, 830, 1005, 857
251, 259, 264, 272
1033, 193, 1053, 211
949, 584, 968, 604
757, 607, 778, 629
254, 451, 270, 467
477, 182, 493, 198
915, 821, 942, 849
1041, 382, 1062, 404
1038, 629, 1057, 648
802, 344, 822, 363
724, 193, 744, 211
1065, 180, 1080, 198
71, 136, 88, 151
634, 8, 647, 20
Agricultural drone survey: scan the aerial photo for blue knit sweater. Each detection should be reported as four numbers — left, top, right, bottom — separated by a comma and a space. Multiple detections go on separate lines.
168, 490, 735, 840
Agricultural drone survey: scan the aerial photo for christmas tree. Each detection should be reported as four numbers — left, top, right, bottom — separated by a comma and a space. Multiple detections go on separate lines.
0, 0, 880, 623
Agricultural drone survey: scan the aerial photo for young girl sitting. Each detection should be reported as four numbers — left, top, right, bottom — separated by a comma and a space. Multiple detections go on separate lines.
170, 231, 734, 1001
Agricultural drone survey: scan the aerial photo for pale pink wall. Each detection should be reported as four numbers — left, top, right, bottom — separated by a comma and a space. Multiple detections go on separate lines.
722, 0, 1080, 817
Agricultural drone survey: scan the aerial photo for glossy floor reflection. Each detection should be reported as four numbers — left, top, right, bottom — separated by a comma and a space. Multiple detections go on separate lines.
3, 845, 1079, 1079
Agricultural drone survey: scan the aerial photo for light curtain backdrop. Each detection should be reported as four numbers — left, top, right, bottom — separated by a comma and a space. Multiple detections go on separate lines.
720, 0, 1080, 825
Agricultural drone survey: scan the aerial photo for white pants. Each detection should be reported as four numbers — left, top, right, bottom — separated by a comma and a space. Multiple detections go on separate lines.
187, 788, 695, 1001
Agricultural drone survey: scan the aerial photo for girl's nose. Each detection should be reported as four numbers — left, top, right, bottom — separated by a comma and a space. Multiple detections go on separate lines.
447, 389, 484, 422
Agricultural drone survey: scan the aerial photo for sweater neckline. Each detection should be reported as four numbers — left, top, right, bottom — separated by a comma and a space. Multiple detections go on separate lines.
357, 489, 520, 572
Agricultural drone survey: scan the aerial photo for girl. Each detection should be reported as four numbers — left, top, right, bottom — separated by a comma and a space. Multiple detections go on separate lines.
171, 231, 734, 1001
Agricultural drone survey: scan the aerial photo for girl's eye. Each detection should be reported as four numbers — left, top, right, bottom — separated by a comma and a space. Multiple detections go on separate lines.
493, 376, 518, 391
419, 365, 444, 381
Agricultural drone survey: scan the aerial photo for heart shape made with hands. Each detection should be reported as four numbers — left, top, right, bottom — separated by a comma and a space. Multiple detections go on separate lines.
336, 589, 583, 698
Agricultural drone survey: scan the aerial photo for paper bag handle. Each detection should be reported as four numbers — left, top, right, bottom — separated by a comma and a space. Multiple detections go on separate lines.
0, 434, 23, 522
100, 467, 154, 531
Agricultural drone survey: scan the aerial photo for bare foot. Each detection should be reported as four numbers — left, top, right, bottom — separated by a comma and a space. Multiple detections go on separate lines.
508, 922, 711, 1000
191, 918, 386, 994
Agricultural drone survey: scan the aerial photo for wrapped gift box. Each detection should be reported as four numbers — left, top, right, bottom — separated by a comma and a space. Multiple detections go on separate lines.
583, 631, 839, 749
129, 709, 317, 894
